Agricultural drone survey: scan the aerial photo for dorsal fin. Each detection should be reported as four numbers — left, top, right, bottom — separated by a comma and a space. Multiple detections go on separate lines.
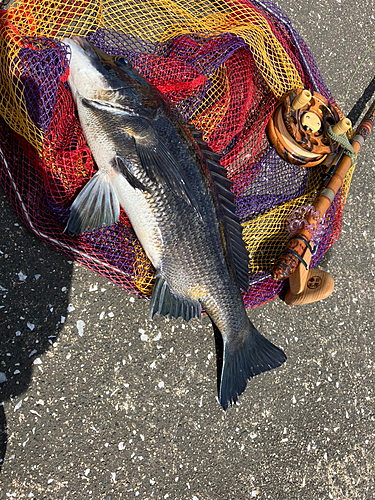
188, 124, 249, 291
209, 171, 233, 191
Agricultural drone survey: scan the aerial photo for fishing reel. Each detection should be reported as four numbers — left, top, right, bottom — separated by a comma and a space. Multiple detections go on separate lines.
267, 88, 350, 167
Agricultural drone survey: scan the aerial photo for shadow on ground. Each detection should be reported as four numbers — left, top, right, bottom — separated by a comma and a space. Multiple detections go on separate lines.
0, 188, 73, 472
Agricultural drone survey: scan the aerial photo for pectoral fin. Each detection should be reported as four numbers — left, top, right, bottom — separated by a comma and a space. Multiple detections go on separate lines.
114, 154, 148, 192
134, 133, 202, 219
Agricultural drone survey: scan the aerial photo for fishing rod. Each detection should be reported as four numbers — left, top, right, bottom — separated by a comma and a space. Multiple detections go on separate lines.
270, 96, 375, 304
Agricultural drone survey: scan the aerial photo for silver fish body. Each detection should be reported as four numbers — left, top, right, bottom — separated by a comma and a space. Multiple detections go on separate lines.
62, 36, 286, 409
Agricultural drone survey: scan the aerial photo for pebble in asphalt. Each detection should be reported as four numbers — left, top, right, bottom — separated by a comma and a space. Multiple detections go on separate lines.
0, 1, 375, 499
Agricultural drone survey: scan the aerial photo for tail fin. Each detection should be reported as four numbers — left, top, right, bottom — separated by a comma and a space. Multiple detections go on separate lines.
219, 324, 286, 410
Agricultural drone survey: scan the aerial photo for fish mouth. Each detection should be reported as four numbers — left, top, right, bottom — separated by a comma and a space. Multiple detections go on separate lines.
69, 35, 102, 60
63, 36, 128, 74
67, 35, 121, 72
62, 34, 134, 110
62, 35, 118, 77
70, 35, 88, 48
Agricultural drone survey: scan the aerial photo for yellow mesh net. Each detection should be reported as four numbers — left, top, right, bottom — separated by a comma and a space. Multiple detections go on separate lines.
0, 0, 302, 149
0, 0, 352, 306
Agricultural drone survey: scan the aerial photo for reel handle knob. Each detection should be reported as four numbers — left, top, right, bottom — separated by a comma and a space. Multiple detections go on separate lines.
291, 89, 312, 111
332, 117, 352, 135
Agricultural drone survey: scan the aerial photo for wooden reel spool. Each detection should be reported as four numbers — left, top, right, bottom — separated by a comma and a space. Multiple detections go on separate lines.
267, 88, 343, 167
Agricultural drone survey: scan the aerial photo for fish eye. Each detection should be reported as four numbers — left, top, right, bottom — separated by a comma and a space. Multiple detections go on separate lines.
116, 56, 130, 67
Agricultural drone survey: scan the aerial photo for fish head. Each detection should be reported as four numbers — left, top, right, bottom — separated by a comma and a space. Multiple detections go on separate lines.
61, 36, 153, 111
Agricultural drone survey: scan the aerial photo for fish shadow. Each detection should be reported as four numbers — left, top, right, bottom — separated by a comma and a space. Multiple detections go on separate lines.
0, 188, 73, 473
212, 322, 224, 396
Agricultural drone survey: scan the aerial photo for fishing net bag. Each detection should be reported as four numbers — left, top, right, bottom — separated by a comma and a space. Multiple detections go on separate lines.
0, 0, 354, 308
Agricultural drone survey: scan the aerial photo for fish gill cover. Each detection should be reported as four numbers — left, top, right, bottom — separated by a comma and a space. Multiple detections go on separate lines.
0, 0, 354, 308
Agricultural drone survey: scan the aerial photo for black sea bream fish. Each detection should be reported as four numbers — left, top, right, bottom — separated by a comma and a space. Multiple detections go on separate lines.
62, 36, 286, 410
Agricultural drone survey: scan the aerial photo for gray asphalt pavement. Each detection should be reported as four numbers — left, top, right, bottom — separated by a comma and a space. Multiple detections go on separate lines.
1, 1, 375, 499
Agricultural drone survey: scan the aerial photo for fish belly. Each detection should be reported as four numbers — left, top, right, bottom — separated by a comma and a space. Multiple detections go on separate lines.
112, 173, 163, 269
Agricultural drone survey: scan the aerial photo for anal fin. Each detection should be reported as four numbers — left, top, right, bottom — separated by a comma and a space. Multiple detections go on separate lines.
150, 276, 201, 322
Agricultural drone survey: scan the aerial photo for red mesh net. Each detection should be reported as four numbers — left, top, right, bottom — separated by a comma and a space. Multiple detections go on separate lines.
0, 0, 352, 308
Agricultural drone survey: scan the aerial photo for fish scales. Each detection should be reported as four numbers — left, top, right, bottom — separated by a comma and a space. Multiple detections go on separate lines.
62, 36, 286, 410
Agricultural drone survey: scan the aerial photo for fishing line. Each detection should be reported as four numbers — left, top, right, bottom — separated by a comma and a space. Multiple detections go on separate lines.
346, 41, 375, 99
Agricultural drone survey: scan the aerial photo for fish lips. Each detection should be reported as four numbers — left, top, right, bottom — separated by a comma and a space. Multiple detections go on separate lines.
61, 35, 126, 77
62, 35, 105, 63
61, 36, 127, 104
69, 36, 116, 65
